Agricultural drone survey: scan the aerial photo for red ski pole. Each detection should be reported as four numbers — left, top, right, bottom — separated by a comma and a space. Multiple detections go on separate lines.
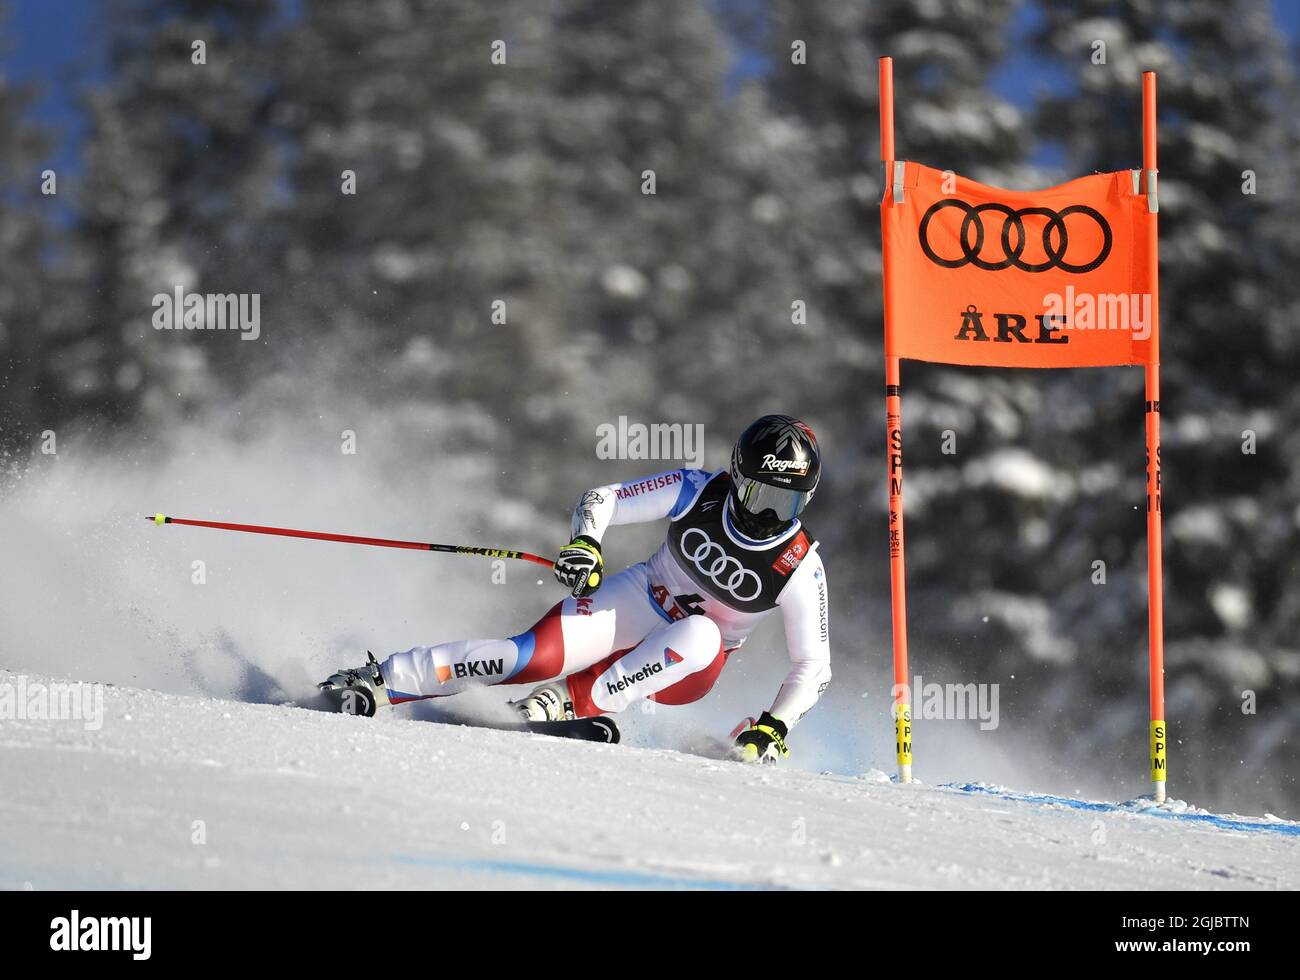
147, 513, 556, 569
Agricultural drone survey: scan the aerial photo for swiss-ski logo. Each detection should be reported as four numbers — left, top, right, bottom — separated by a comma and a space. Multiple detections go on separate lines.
772, 531, 810, 576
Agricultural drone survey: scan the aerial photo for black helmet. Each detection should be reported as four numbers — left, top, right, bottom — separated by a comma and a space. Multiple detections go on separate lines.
728, 415, 821, 538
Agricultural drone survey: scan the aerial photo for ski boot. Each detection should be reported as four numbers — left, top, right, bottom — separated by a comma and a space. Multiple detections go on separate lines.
318, 651, 391, 717
511, 680, 574, 722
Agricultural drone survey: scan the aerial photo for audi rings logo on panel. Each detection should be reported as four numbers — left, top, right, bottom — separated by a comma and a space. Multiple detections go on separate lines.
918, 200, 1112, 274
679, 528, 762, 602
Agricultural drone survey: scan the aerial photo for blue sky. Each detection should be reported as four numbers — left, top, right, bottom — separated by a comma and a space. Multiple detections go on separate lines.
3, 0, 1297, 179
3, 0, 104, 175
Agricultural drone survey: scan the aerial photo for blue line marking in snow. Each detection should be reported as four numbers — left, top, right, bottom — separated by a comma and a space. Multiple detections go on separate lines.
944, 783, 1300, 837
391, 855, 778, 890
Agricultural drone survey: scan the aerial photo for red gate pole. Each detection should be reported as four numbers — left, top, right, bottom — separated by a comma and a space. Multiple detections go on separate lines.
879, 56, 913, 783
1142, 71, 1167, 802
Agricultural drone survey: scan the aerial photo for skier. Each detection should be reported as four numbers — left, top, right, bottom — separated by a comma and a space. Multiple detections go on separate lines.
320, 415, 831, 762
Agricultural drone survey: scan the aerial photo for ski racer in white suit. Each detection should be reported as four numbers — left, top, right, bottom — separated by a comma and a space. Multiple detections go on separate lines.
321, 415, 831, 762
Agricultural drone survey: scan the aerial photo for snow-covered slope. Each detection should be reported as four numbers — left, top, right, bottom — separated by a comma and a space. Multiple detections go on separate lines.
2, 670, 1295, 890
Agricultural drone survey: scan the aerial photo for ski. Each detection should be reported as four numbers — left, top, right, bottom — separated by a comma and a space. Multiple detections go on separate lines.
314, 684, 620, 743
522, 716, 620, 743
415, 714, 622, 744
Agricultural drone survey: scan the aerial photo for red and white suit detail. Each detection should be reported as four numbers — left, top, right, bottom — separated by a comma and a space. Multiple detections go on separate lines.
381, 468, 831, 727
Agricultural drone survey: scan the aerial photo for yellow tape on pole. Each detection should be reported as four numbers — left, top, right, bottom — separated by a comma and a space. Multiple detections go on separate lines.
1150, 720, 1167, 787
895, 703, 912, 768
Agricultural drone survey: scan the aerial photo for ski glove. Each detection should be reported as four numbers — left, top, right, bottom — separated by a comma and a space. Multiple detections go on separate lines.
734, 711, 789, 764
554, 535, 604, 597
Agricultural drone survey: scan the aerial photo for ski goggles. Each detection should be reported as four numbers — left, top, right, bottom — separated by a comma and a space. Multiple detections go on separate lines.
732, 474, 815, 523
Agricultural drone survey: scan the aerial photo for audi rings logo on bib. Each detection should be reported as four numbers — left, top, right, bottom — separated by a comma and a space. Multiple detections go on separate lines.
918, 200, 1112, 274
679, 527, 762, 602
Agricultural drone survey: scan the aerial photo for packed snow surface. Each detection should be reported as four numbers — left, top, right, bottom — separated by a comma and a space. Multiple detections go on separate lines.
2, 671, 1295, 890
